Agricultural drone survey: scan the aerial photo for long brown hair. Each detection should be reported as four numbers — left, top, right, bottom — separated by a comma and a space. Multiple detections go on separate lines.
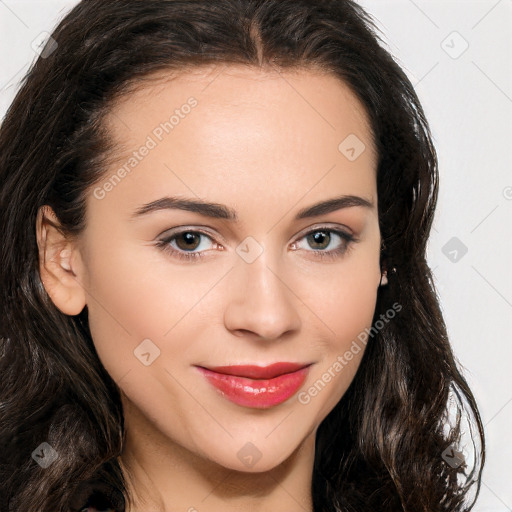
0, 1, 484, 511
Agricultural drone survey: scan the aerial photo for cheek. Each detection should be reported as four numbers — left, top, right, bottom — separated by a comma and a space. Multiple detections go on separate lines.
308, 246, 381, 343
82, 240, 171, 378
82, 239, 222, 378
295, 250, 380, 412
331, 267, 379, 340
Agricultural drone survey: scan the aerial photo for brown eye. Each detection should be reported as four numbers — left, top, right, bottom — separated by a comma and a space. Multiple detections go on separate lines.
174, 231, 202, 251
156, 229, 218, 262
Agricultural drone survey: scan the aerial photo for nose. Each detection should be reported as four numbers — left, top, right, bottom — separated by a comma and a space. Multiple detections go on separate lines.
223, 254, 301, 342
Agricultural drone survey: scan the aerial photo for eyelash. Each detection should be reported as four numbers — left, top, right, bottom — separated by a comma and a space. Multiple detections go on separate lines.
156, 226, 357, 262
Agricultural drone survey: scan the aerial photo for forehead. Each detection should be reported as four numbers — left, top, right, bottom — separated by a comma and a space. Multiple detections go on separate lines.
91, 65, 377, 225
105, 63, 376, 162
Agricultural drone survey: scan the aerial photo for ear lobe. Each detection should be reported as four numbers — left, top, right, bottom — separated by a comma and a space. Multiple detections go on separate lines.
36, 205, 86, 316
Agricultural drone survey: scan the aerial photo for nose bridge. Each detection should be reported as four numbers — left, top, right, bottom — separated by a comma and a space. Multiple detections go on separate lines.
223, 242, 301, 340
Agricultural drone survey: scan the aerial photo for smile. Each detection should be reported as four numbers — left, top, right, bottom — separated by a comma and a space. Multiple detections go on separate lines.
196, 362, 312, 409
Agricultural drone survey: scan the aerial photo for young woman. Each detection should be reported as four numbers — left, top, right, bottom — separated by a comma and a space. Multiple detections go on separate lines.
0, 1, 485, 511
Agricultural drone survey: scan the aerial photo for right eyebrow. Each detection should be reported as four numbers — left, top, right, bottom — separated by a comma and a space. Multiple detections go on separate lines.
130, 196, 238, 221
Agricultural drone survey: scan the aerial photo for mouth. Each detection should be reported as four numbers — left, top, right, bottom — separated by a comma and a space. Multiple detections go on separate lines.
195, 362, 312, 409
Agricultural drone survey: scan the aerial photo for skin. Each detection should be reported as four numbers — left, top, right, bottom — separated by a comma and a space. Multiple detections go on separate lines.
37, 64, 384, 512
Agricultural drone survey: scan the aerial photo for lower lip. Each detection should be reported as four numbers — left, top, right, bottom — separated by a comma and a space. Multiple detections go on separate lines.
197, 366, 310, 409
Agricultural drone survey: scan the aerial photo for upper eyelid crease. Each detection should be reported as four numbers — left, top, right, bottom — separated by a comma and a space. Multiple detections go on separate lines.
130, 194, 374, 222
159, 223, 356, 244
157, 226, 356, 263
159, 226, 357, 255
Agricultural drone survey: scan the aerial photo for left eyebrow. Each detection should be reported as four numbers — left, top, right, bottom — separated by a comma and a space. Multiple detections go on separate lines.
294, 195, 374, 219
129, 194, 374, 222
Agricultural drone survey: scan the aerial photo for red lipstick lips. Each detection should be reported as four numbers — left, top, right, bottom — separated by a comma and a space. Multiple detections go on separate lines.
196, 362, 311, 409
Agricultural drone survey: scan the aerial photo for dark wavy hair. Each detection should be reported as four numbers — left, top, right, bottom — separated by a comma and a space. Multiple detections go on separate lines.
0, 0, 485, 511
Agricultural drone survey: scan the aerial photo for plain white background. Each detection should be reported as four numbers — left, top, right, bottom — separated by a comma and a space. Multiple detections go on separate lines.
1, 1, 510, 511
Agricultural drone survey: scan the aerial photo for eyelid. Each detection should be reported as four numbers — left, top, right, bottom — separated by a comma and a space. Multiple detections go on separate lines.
158, 223, 356, 246
158, 225, 226, 244
156, 222, 358, 263
155, 228, 218, 262
293, 222, 355, 240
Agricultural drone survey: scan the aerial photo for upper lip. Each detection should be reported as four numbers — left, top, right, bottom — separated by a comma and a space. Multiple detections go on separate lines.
198, 362, 311, 380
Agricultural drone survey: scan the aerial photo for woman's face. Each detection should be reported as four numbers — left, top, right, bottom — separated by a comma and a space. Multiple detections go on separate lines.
70, 65, 381, 472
